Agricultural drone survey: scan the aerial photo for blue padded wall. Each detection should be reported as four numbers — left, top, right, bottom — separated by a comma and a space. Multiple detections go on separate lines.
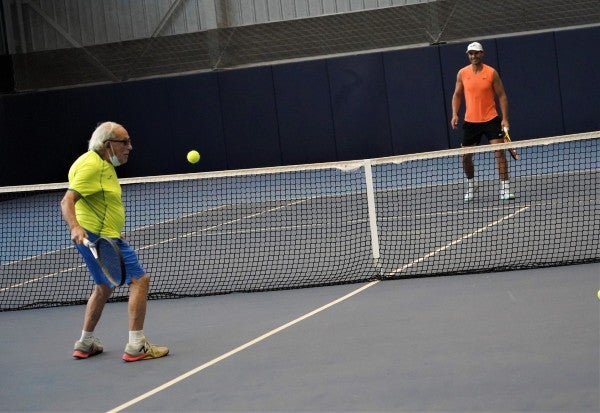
497, 32, 564, 139
272, 60, 337, 165
1, 90, 68, 185
0, 97, 6, 182
383, 47, 449, 154
218, 66, 282, 169
164, 73, 227, 172
60, 83, 119, 174
2, 26, 599, 186
107, 78, 178, 177
58, 75, 226, 179
327, 53, 393, 160
555, 25, 600, 133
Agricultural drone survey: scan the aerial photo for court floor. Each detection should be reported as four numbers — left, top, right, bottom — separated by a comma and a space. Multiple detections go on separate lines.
1, 263, 598, 412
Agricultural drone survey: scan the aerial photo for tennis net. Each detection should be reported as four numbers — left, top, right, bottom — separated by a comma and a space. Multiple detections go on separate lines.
1, 131, 598, 311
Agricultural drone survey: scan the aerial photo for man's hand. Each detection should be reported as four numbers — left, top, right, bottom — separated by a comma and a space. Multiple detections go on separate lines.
451, 114, 459, 129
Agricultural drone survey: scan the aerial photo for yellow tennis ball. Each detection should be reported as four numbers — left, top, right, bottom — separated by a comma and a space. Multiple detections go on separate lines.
597, 289, 600, 300
187, 150, 200, 164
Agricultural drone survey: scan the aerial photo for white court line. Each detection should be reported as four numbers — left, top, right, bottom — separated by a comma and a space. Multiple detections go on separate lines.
106, 281, 378, 413
0, 264, 86, 292
106, 206, 529, 413
136, 198, 311, 252
387, 206, 530, 276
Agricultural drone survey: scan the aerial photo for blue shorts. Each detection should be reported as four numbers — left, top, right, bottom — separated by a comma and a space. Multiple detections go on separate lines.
75, 231, 146, 287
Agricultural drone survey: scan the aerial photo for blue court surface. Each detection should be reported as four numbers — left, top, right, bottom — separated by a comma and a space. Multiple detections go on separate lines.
1, 262, 598, 412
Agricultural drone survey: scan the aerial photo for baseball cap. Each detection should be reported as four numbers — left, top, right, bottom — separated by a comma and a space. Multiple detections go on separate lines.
466, 42, 484, 53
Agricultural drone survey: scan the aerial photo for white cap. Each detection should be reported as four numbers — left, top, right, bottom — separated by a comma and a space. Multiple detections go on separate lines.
466, 42, 483, 53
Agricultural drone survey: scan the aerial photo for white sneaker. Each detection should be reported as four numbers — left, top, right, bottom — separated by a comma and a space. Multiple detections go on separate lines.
464, 179, 475, 202
500, 192, 515, 201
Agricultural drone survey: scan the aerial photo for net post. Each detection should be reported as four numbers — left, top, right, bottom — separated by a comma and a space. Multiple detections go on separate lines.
363, 159, 381, 264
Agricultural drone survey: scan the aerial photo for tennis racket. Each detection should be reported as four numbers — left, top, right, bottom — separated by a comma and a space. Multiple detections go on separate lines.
83, 237, 126, 287
502, 127, 520, 160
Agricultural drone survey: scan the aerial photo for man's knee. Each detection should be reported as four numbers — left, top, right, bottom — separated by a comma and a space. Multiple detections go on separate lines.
131, 274, 149, 286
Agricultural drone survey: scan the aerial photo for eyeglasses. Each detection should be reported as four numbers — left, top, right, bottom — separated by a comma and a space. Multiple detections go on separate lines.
108, 138, 132, 146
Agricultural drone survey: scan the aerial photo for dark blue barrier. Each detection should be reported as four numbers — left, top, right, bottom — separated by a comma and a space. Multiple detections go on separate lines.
383, 47, 449, 154
1, 26, 598, 186
0, 97, 6, 181
272, 60, 337, 165
497, 32, 564, 139
163, 73, 227, 173
327, 53, 392, 160
218, 66, 282, 169
107, 78, 180, 177
555, 25, 600, 133
1, 90, 68, 185
60, 83, 119, 174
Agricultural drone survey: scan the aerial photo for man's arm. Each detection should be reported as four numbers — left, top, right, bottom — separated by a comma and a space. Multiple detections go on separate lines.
492, 70, 509, 130
60, 190, 87, 244
450, 71, 463, 129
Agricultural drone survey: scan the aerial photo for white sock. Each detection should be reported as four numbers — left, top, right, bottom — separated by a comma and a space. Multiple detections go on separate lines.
500, 180, 510, 193
467, 179, 474, 191
80, 330, 94, 342
129, 330, 145, 346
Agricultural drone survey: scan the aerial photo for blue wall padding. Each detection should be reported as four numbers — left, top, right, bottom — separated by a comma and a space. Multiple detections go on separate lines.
0, 97, 6, 182
163, 73, 228, 173
555, 25, 600, 133
497, 32, 564, 139
218, 66, 282, 169
383, 47, 449, 154
272, 59, 337, 165
1, 26, 598, 186
60, 83, 119, 169
2, 90, 68, 185
327, 53, 393, 160
107, 78, 180, 177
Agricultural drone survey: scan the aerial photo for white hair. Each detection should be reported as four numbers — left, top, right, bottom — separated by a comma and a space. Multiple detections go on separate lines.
88, 121, 122, 151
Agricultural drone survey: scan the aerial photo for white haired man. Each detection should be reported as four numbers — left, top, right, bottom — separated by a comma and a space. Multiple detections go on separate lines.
61, 121, 169, 362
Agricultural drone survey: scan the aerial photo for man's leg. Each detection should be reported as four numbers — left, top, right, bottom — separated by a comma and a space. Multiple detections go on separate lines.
128, 274, 149, 331
463, 153, 475, 180
492, 139, 515, 200
73, 284, 113, 359
463, 153, 475, 201
82, 283, 113, 331
492, 145, 510, 181
122, 274, 169, 361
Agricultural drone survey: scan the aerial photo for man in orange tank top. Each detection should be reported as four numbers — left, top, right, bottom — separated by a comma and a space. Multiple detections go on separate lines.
451, 41, 515, 201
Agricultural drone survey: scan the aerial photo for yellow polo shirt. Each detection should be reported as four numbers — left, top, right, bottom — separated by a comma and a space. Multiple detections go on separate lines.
67, 151, 125, 237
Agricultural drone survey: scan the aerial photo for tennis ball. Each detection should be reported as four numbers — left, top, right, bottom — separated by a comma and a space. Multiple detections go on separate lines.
597, 289, 600, 300
187, 150, 200, 164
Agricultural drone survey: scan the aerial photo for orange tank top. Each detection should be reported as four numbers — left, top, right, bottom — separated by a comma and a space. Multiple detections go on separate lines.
459, 64, 498, 123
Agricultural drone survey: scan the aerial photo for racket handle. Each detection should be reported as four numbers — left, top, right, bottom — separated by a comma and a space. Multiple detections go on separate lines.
83, 238, 98, 258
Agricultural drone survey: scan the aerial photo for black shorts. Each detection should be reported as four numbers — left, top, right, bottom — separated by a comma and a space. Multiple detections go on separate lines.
462, 116, 503, 146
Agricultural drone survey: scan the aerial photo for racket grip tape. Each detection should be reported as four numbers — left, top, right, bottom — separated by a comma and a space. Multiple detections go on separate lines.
83, 238, 99, 259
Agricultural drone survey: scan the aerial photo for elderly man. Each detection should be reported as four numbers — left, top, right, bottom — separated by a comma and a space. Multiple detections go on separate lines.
61, 121, 169, 362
